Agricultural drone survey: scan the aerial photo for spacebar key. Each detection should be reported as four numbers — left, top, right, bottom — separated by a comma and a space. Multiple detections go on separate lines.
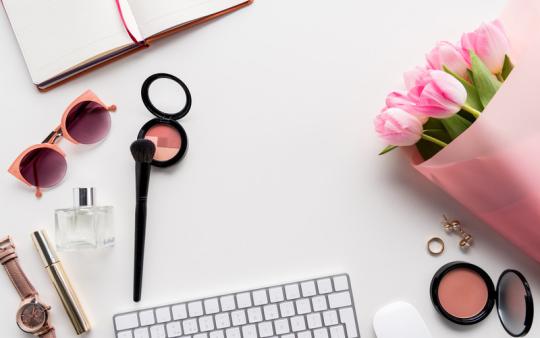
339, 307, 358, 338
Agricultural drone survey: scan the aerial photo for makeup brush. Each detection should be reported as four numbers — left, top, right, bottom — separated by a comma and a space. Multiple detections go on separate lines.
130, 139, 156, 302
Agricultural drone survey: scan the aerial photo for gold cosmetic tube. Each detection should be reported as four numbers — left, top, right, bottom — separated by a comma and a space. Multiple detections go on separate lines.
32, 230, 91, 335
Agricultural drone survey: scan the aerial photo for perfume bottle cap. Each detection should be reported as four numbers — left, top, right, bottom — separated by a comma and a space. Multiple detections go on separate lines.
73, 187, 94, 207
31, 230, 60, 267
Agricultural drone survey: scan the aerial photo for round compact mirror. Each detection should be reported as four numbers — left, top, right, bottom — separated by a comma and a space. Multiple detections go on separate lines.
497, 270, 534, 337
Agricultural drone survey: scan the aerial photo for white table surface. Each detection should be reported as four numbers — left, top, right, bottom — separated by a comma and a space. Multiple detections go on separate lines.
1, 1, 538, 337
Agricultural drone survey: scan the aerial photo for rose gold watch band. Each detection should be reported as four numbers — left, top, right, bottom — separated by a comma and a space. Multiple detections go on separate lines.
40, 328, 56, 338
0, 237, 37, 299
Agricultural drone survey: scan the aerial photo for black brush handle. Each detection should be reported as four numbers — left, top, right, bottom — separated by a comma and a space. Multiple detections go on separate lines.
133, 162, 152, 302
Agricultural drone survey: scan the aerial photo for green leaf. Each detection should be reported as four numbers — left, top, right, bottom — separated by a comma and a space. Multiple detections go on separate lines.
501, 55, 514, 80
416, 118, 452, 160
379, 145, 398, 155
469, 50, 502, 107
443, 66, 483, 112
440, 114, 472, 140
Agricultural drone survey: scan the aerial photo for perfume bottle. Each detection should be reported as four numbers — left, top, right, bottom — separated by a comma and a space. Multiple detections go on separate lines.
55, 187, 114, 251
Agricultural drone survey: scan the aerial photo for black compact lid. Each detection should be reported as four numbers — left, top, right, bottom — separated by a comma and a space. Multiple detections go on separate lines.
496, 269, 534, 337
141, 73, 192, 120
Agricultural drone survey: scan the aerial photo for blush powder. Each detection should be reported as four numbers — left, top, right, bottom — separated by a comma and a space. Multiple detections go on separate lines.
438, 267, 489, 319
144, 124, 182, 161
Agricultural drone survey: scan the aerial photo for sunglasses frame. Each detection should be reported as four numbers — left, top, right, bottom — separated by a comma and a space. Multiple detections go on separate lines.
8, 90, 116, 197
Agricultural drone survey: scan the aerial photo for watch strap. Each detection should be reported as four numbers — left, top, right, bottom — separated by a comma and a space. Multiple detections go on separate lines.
40, 328, 56, 338
0, 238, 37, 299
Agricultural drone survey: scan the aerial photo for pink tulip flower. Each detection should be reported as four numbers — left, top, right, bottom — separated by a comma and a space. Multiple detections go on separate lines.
385, 91, 429, 124
374, 108, 423, 146
461, 20, 510, 74
426, 41, 470, 78
408, 70, 468, 119
404, 66, 430, 90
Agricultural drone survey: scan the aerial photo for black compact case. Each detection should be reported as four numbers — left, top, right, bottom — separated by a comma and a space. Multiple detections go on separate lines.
430, 261, 534, 337
137, 73, 191, 168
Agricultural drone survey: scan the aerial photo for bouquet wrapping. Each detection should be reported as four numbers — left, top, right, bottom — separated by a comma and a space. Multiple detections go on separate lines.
377, 0, 540, 262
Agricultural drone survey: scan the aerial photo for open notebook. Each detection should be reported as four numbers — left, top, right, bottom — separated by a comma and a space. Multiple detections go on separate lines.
2, 0, 252, 90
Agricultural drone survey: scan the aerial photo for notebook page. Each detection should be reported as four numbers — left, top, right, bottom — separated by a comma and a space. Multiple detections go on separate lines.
2, 0, 134, 84
128, 0, 247, 39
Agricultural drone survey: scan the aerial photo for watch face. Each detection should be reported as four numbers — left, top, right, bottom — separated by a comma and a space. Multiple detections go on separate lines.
17, 302, 47, 332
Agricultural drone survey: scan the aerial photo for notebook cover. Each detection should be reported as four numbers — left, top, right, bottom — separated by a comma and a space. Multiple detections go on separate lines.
38, 0, 253, 92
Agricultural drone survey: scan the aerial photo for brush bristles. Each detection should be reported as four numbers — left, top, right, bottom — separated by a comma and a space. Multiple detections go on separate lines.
131, 139, 156, 163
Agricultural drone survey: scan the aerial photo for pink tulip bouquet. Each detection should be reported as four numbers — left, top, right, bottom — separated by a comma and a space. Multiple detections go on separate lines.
375, 12, 540, 264
376, 20, 513, 160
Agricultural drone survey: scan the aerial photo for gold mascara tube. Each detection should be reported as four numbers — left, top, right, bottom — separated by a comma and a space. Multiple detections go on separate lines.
32, 230, 91, 335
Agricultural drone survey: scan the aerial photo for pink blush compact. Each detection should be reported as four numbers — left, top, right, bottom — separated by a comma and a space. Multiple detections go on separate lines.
144, 124, 182, 162
138, 73, 190, 168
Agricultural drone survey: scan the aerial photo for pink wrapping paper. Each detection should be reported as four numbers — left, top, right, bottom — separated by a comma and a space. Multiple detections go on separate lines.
410, 0, 540, 262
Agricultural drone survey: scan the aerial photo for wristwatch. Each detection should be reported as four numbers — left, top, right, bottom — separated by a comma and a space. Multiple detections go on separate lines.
0, 236, 56, 338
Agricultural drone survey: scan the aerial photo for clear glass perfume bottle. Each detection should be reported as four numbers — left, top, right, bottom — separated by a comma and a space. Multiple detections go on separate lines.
55, 187, 114, 251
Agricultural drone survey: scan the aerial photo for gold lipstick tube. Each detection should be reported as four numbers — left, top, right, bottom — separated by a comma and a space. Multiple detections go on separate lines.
32, 230, 91, 335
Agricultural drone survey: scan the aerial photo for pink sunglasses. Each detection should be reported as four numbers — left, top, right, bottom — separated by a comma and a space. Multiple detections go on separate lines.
8, 90, 116, 198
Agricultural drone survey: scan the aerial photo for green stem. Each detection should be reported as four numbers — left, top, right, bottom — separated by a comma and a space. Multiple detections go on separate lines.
422, 134, 448, 148
461, 104, 481, 118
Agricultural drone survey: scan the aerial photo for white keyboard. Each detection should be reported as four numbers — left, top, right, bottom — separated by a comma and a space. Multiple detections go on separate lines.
113, 274, 360, 338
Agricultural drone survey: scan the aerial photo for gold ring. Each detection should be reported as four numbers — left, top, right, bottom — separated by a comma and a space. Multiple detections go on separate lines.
427, 237, 445, 256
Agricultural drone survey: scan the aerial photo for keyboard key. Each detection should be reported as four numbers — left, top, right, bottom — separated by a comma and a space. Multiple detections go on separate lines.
225, 327, 241, 338
242, 324, 258, 338
199, 316, 214, 332
204, 298, 220, 314
300, 281, 316, 297
140, 310, 156, 326
134, 327, 150, 338
323, 310, 338, 326
329, 325, 345, 338
298, 331, 313, 338
252, 290, 268, 305
231, 310, 247, 326
183, 319, 198, 334
317, 279, 333, 294
166, 322, 182, 337
290, 315, 306, 332
311, 296, 328, 312
116, 313, 139, 331
156, 307, 172, 323
210, 330, 224, 338
268, 287, 284, 303
194, 334, 208, 338
150, 324, 167, 338
247, 307, 263, 323
339, 307, 358, 338
285, 284, 301, 300
263, 304, 279, 320
313, 328, 329, 338
172, 304, 188, 320
118, 331, 133, 338
258, 322, 273, 337
279, 301, 295, 317
328, 292, 351, 309
188, 302, 204, 317
215, 313, 231, 329
306, 313, 322, 329
282, 334, 295, 338
220, 296, 236, 312
236, 293, 252, 308
296, 299, 311, 314
274, 318, 290, 335
332, 276, 349, 291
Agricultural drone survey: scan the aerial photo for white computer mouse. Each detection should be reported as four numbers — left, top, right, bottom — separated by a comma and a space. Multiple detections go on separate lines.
373, 301, 432, 338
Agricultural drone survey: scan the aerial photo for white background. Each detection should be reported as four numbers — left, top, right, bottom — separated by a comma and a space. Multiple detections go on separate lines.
1, 1, 538, 338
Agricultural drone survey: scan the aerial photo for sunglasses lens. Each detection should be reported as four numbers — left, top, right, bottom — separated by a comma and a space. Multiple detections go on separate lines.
20, 148, 67, 188
65, 101, 111, 144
